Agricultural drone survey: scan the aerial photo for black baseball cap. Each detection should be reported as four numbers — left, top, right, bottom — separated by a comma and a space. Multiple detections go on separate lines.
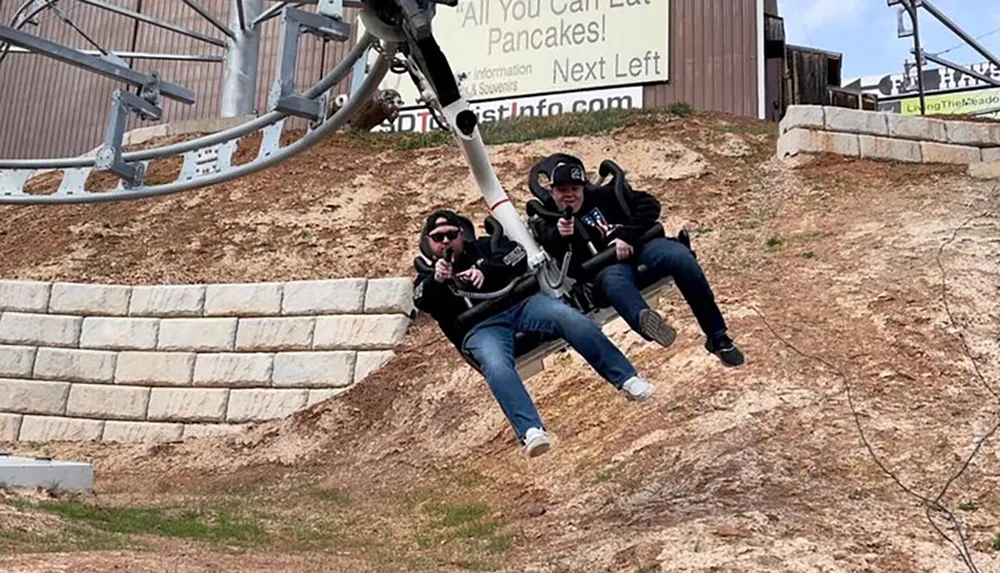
423, 209, 463, 233
551, 162, 587, 187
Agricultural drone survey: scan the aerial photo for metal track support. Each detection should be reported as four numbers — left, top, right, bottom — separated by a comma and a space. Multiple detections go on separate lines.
221, 0, 263, 116
94, 84, 163, 188
271, 5, 352, 121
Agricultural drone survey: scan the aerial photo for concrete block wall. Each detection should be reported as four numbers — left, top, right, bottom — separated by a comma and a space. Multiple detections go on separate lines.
0, 277, 413, 443
777, 106, 1000, 179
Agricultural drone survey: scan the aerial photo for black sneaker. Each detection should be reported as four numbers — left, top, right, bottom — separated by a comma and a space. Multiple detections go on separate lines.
706, 334, 744, 367
638, 309, 677, 348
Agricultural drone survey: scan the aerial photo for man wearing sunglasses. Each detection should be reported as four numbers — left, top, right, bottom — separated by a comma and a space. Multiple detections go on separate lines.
412, 209, 656, 458
531, 159, 744, 367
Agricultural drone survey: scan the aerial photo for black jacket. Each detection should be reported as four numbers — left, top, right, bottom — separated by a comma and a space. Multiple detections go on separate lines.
412, 234, 528, 349
532, 186, 663, 278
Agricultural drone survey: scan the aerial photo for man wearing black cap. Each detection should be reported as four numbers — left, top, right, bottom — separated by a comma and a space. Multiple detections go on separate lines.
531, 159, 744, 367
412, 208, 657, 457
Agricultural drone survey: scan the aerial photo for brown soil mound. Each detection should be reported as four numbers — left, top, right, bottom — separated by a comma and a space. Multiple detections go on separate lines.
2, 112, 1000, 572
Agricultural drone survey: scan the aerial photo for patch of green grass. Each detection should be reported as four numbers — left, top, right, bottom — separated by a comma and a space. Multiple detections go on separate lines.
958, 500, 980, 511
29, 498, 268, 547
415, 501, 513, 561
766, 234, 785, 249
711, 122, 776, 137
311, 487, 350, 506
0, 524, 136, 553
993, 533, 1000, 551
437, 502, 488, 527
452, 470, 489, 488
801, 250, 815, 259
667, 102, 693, 116
388, 107, 668, 151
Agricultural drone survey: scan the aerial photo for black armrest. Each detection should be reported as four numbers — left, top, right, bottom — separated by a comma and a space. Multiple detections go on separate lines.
579, 223, 665, 275
455, 274, 540, 331
414, 256, 434, 274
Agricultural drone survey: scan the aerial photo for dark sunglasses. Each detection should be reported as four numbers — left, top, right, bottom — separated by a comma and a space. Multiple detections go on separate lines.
429, 229, 460, 242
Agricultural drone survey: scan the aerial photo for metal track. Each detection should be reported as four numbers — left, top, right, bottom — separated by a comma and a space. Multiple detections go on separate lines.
0, 9, 390, 204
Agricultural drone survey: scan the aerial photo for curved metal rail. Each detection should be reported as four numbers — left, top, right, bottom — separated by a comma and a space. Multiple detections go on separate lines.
0, 29, 392, 203
0, 1, 62, 66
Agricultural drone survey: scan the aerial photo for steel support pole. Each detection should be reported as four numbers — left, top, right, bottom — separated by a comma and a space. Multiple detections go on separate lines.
905, 1, 926, 115
5, 46, 224, 62
920, 0, 1000, 72
76, 0, 227, 47
919, 50, 1000, 88
220, 0, 263, 116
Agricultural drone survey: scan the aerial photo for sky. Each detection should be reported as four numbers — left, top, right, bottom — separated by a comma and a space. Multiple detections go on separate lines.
777, 0, 1000, 82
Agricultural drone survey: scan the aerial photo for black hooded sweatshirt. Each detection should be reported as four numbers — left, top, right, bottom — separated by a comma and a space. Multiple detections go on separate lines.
531, 185, 664, 279
412, 211, 529, 349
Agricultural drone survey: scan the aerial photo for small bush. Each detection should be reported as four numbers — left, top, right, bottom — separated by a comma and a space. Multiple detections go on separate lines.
668, 102, 694, 116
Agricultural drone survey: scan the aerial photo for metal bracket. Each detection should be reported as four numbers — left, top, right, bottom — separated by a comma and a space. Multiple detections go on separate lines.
272, 5, 352, 121
0, 170, 31, 197
318, 0, 344, 20
310, 92, 330, 130
94, 83, 164, 188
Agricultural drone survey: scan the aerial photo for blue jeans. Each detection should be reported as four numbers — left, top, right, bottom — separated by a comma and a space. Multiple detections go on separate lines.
596, 237, 728, 341
462, 292, 637, 442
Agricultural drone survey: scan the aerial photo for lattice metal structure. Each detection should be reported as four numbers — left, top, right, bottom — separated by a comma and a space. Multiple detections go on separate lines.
890, 0, 1000, 116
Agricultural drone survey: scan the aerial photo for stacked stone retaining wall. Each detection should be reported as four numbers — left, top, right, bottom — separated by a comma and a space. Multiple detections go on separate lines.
0, 277, 414, 443
777, 105, 1000, 179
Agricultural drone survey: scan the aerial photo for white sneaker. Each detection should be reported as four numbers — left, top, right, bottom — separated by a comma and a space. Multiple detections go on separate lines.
523, 427, 552, 457
622, 376, 655, 402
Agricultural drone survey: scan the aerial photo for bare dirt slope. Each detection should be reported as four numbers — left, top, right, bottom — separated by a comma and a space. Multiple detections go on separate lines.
2, 111, 1000, 573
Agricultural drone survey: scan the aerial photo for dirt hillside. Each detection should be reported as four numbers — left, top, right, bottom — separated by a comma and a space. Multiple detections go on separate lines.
1, 110, 999, 573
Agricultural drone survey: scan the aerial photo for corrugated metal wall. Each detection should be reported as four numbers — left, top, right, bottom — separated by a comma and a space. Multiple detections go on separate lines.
643, 0, 759, 117
0, 0, 759, 160
0, 0, 142, 158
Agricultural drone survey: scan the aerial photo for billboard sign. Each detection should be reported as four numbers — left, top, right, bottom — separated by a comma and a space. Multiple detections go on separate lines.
373, 85, 643, 133
843, 60, 1000, 99
366, 0, 669, 108
877, 86, 1000, 117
